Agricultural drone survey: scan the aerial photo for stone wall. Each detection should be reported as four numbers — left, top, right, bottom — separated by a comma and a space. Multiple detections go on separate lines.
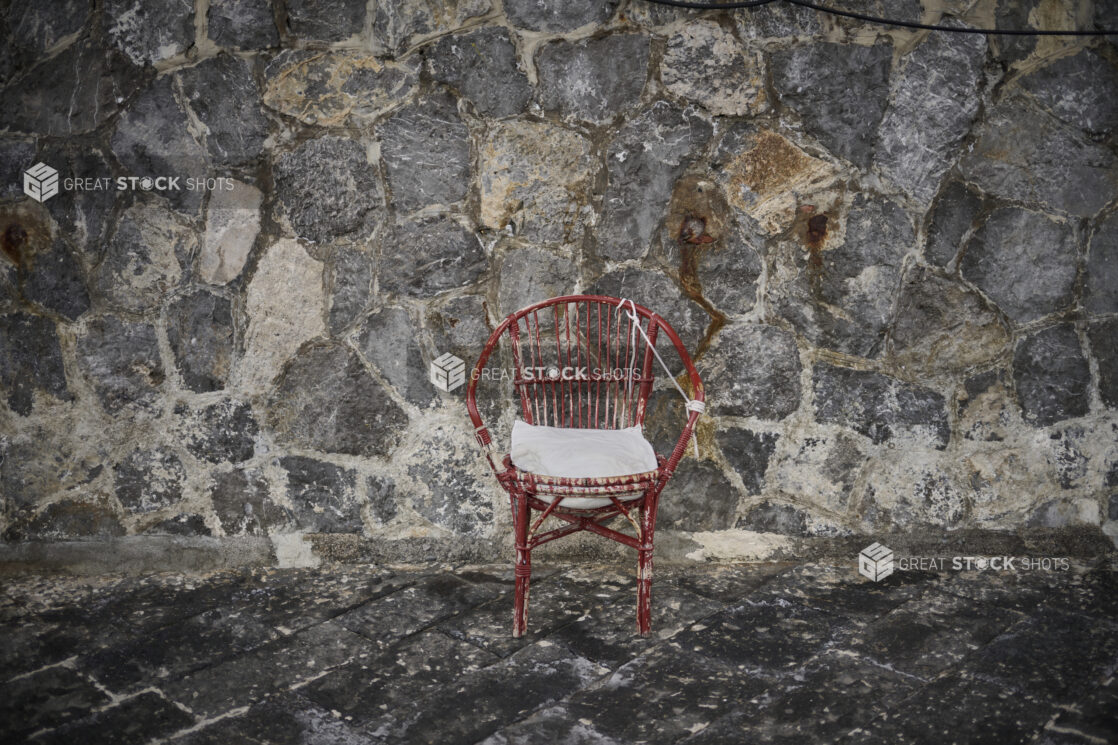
1, 0, 1116, 569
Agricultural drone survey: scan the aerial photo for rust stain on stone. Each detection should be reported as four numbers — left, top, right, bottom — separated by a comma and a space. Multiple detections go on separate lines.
1, 223, 28, 266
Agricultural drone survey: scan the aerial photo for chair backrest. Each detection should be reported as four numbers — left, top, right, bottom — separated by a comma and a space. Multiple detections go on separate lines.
468, 295, 699, 432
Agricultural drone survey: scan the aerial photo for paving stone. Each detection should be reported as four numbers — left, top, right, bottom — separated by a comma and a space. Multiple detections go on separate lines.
0, 312, 69, 415
497, 246, 579, 316
1013, 324, 1090, 427
266, 343, 408, 458
379, 91, 470, 213
658, 459, 738, 532
659, 563, 794, 605
234, 566, 408, 630
926, 180, 984, 268
178, 54, 269, 167
113, 447, 186, 515
720, 427, 780, 495
30, 691, 194, 744
273, 137, 382, 244
0, 666, 110, 742
770, 41, 893, 168
286, 0, 365, 42
355, 305, 434, 407
701, 322, 802, 421
1034, 675, 1118, 745
427, 26, 531, 118
1086, 211, 1118, 316
23, 237, 90, 321
370, 0, 491, 57
104, 0, 193, 65
536, 34, 650, 125
661, 19, 765, 117
207, 0, 279, 49
814, 363, 949, 448
379, 214, 486, 298
1019, 48, 1118, 137
1088, 318, 1118, 409
176, 691, 374, 745
1034, 567, 1118, 620
504, 0, 617, 31
274, 455, 361, 534
597, 101, 712, 261
327, 245, 374, 334
165, 289, 235, 393
754, 564, 934, 622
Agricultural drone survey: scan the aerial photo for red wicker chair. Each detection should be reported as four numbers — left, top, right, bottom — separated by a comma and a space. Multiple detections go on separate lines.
466, 295, 705, 636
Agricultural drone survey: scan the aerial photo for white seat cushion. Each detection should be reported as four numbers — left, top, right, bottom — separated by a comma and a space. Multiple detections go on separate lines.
510, 420, 658, 509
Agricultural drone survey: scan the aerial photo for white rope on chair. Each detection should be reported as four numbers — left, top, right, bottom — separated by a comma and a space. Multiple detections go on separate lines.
617, 298, 702, 458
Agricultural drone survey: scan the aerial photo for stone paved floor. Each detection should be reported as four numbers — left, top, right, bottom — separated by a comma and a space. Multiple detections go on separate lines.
2, 559, 1117, 745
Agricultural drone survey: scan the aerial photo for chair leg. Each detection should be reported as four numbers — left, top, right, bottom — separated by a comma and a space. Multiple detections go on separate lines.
513, 493, 531, 638
636, 547, 653, 636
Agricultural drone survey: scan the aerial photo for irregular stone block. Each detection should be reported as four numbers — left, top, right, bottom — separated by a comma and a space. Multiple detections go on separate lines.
279, 456, 362, 533
1027, 498, 1098, 528
93, 203, 191, 313
770, 41, 893, 168
408, 429, 493, 536
889, 268, 1009, 374
1088, 319, 1118, 409
378, 92, 470, 213
355, 306, 435, 407
480, 120, 595, 246
598, 102, 711, 261
428, 295, 489, 362
859, 459, 967, 528
326, 246, 374, 335
371, 0, 491, 56
178, 54, 269, 167
1018, 48, 1118, 136
210, 467, 270, 535
366, 474, 398, 524
110, 77, 209, 214
379, 215, 486, 298
273, 136, 382, 244
874, 28, 985, 203
7, 0, 90, 52
768, 432, 866, 512
201, 180, 261, 285
925, 181, 983, 268
147, 514, 212, 536
177, 399, 258, 464
536, 34, 650, 125
266, 343, 408, 457
24, 237, 90, 321
104, 0, 193, 65
207, 0, 279, 49
38, 143, 119, 254
263, 51, 419, 127
720, 427, 779, 495
696, 219, 763, 316
498, 247, 579, 316
736, 500, 808, 535
286, 0, 365, 42
1086, 212, 1118, 316
3, 498, 124, 541
75, 316, 164, 413
0, 139, 36, 201
0, 312, 68, 415
504, 0, 616, 31
166, 290, 234, 393
813, 363, 949, 447
588, 267, 709, 352
701, 322, 801, 421
114, 447, 187, 514
661, 20, 765, 117
960, 93, 1118, 217
957, 368, 1016, 442
426, 26, 531, 117
990, 0, 1036, 63
658, 459, 736, 531
961, 207, 1076, 324
736, 2, 821, 38
237, 239, 325, 391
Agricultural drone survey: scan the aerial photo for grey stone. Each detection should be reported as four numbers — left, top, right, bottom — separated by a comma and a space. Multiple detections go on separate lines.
536, 34, 651, 125
598, 102, 712, 261
178, 55, 269, 168
504, 0, 617, 31
273, 136, 382, 244
0, 312, 68, 415
1013, 324, 1091, 426
875, 29, 985, 203
266, 343, 408, 457
1020, 48, 1118, 136
926, 181, 983, 268
408, 429, 493, 535
960, 93, 1118, 217
114, 447, 187, 514
1028, 499, 1093, 528
166, 290, 234, 393
327, 246, 374, 335
355, 306, 435, 407
962, 207, 1076, 324
0, 139, 36, 201
285, 0, 365, 42
37, 144, 118, 255
498, 247, 579, 316
111, 78, 209, 214
737, 500, 809, 535
210, 467, 270, 535
0, 39, 140, 136
889, 268, 1010, 374
813, 363, 950, 447
7, 0, 89, 52
720, 427, 779, 494
147, 513, 212, 536
859, 464, 968, 529
207, 0, 279, 49
1048, 427, 1089, 490
696, 219, 763, 315
4, 498, 124, 541
1088, 319, 1118, 409
588, 267, 710, 352
378, 92, 470, 213
991, 0, 1037, 63
200, 181, 261, 285
427, 27, 531, 117
1086, 212, 1118, 315
94, 203, 192, 313
379, 215, 486, 298
428, 295, 490, 361
661, 20, 765, 118
277, 456, 361, 534
701, 322, 802, 421
24, 237, 90, 321
75, 316, 164, 413
177, 399, 258, 464
105, 0, 194, 65
366, 474, 398, 524
770, 41, 893, 168
371, 0, 491, 57
657, 459, 737, 532
735, 2, 821, 38
768, 432, 866, 512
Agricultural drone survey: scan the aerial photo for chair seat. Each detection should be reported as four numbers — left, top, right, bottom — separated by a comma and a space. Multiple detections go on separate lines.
509, 420, 659, 509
